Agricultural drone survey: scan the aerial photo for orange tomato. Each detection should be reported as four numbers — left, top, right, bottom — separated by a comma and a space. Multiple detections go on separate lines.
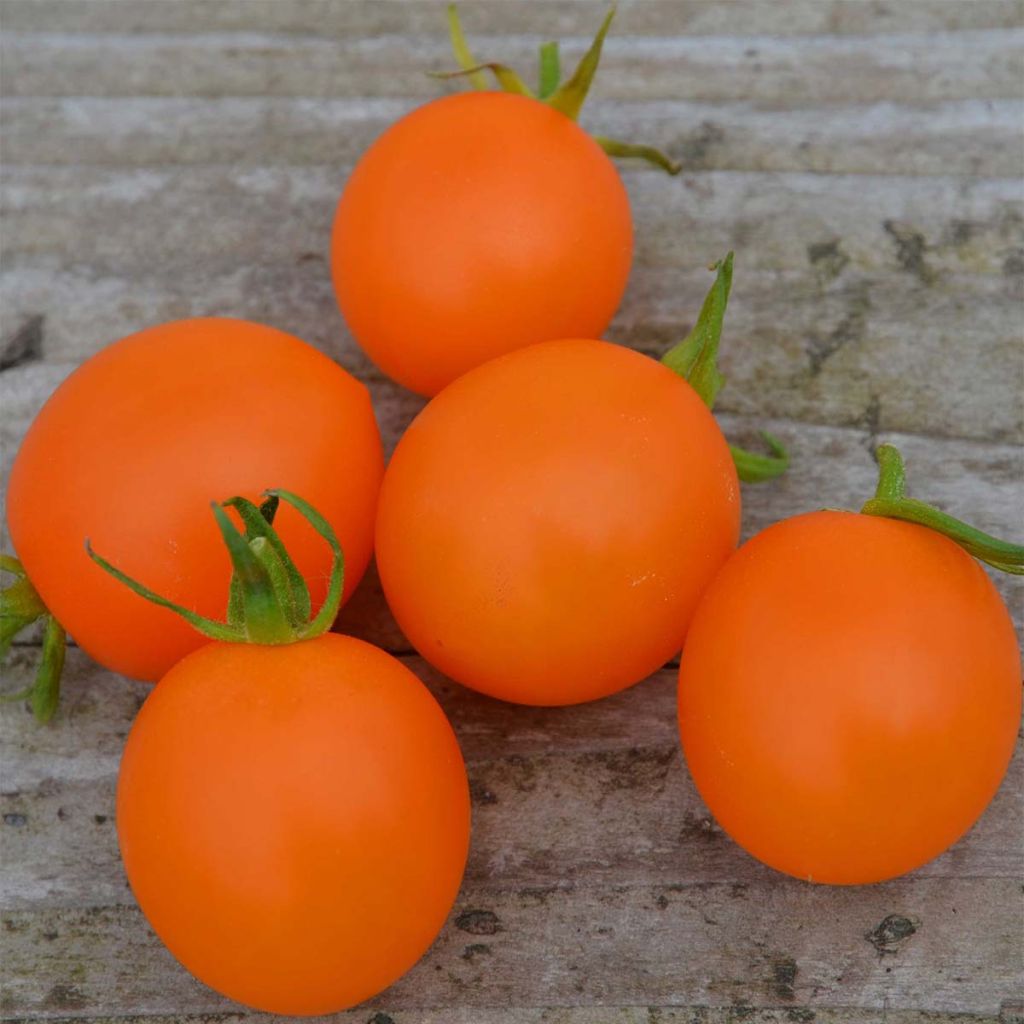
376, 339, 740, 705
678, 510, 1021, 884
331, 92, 632, 396
118, 633, 470, 1015
6, 318, 383, 681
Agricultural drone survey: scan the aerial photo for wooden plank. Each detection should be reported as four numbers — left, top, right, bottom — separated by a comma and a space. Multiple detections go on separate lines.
2, 362, 1021, 584
3, 169, 1017, 281
2, 167, 1021, 443
2, 649, 1021, 914
2, 0, 1023, 38
3, 96, 1021, 178
2, 29, 1022, 105
3, 365, 1021, 645
0, 1011, 1015, 1024
1, 878, 1020, 1016
2, 268, 1020, 446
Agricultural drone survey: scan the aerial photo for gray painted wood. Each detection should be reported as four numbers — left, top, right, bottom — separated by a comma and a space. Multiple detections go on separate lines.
2, 1, 1023, 37
1, 1, 1022, 1021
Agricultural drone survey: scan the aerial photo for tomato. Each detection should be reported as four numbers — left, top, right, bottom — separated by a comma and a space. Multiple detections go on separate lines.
678, 506, 1021, 884
376, 338, 741, 705
6, 318, 383, 682
93, 488, 471, 1015
331, 91, 632, 396
118, 632, 469, 1014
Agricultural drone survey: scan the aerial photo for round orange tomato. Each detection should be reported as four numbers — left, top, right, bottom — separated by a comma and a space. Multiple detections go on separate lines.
6, 318, 383, 681
678, 510, 1021, 884
376, 339, 740, 705
118, 633, 470, 1015
331, 92, 632, 396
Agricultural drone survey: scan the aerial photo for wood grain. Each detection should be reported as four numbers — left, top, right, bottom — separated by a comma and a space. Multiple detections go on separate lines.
2, 0, 1023, 37
3, 877, 1022, 1017
1, 1, 1022, 1020
3, 168, 1022, 442
2, 650, 1021, 912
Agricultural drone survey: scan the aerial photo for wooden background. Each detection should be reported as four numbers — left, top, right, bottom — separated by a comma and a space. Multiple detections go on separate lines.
1, 1, 1022, 1021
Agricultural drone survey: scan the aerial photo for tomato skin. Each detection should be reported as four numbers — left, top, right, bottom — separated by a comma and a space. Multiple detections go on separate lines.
117, 633, 470, 1015
6, 319, 383, 682
331, 92, 632, 396
678, 510, 1021, 885
376, 339, 740, 706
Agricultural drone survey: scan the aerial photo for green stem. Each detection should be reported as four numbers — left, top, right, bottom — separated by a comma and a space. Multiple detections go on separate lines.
661, 253, 789, 485
446, 4, 489, 89
661, 253, 732, 408
546, 6, 615, 121
730, 433, 790, 484
224, 496, 311, 625
431, 64, 534, 97
538, 41, 561, 98
31, 617, 65, 724
1, 573, 47, 658
86, 488, 347, 650
269, 490, 345, 638
0, 556, 68, 724
85, 540, 244, 643
437, 5, 679, 175
210, 504, 295, 642
594, 136, 681, 175
861, 444, 1024, 574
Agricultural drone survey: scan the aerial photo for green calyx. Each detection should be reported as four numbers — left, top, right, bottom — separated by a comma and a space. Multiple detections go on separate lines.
0, 555, 67, 723
862, 444, 1023, 575
87, 489, 345, 646
438, 5, 680, 175
661, 253, 790, 484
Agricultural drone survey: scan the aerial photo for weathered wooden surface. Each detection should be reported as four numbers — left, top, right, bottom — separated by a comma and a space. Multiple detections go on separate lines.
1, 1, 1022, 1022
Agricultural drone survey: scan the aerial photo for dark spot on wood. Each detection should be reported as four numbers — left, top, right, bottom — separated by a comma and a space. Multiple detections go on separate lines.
43, 983, 87, 1010
37, 777, 60, 798
459, 942, 492, 962
42, 929, 59, 941
678, 121, 725, 169
655, 893, 669, 909
581, 746, 675, 793
806, 283, 870, 374
499, 754, 537, 793
883, 220, 937, 284
297, 252, 323, 263
679, 810, 722, 843
785, 1009, 816, 1022
93, 814, 108, 825
945, 219, 976, 247
807, 238, 849, 281
518, 885, 561, 906
468, 778, 497, 805
455, 908, 502, 935
1003, 248, 1024, 277
866, 913, 917, 954
3, 813, 27, 827
56, 806, 69, 820
366, 1014, 396, 1024
0, 315, 44, 372
770, 955, 798, 1000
